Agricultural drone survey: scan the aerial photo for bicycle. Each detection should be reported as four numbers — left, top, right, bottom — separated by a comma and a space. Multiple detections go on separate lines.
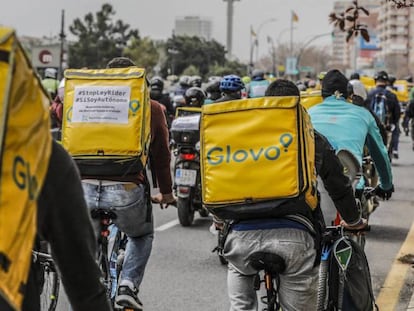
317, 225, 375, 311
90, 208, 128, 310
248, 252, 285, 311
32, 250, 60, 311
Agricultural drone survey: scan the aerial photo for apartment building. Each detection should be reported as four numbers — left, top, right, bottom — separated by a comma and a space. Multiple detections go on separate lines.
378, 0, 412, 77
331, 0, 414, 77
174, 16, 212, 41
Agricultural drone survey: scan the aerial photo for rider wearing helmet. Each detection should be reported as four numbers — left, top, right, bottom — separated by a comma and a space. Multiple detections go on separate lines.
247, 68, 269, 98
184, 87, 206, 107
42, 67, 59, 98
204, 79, 222, 104
216, 75, 245, 103
150, 76, 174, 125
189, 75, 202, 88
174, 75, 191, 96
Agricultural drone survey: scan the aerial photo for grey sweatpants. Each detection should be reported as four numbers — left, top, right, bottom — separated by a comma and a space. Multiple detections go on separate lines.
224, 227, 318, 311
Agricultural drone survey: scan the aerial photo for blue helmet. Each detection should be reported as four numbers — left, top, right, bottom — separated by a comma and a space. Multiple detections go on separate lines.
219, 75, 244, 92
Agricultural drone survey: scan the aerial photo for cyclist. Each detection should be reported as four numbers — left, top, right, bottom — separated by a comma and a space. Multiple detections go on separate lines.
189, 75, 202, 88
247, 69, 269, 98
308, 69, 394, 204
204, 78, 221, 104
174, 75, 191, 96
223, 79, 366, 311
367, 71, 401, 159
215, 74, 244, 103
405, 98, 414, 151
184, 86, 206, 107
17, 141, 113, 311
41, 68, 59, 99
80, 57, 176, 311
149, 76, 174, 127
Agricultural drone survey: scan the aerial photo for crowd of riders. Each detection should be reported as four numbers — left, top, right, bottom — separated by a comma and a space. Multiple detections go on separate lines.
139, 69, 414, 157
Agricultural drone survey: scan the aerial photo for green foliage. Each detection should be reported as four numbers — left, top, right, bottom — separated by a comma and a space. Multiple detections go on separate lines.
161, 35, 227, 77
68, 3, 139, 68
207, 60, 248, 77
123, 37, 159, 74
160, 35, 248, 79
181, 65, 200, 76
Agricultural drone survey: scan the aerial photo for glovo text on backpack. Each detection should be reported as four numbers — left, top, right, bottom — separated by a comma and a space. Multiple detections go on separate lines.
62, 67, 151, 176
200, 96, 318, 220
0, 27, 52, 310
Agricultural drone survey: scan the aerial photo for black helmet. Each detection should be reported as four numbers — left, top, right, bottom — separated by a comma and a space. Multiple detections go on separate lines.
150, 76, 164, 90
184, 87, 206, 107
205, 80, 221, 100
189, 75, 202, 87
350, 72, 360, 80
374, 71, 389, 82
388, 74, 396, 84
205, 80, 221, 94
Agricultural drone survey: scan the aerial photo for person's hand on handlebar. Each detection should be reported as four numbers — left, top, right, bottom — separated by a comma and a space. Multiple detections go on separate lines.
375, 184, 394, 201
340, 218, 368, 231
151, 192, 177, 209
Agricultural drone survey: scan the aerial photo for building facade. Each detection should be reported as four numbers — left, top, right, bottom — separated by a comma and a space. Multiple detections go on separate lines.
331, 0, 413, 78
174, 16, 212, 40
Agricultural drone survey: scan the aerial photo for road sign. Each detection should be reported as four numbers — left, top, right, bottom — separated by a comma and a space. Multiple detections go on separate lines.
285, 57, 298, 75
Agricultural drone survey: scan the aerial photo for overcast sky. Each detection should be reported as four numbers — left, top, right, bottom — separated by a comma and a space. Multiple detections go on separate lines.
1, 0, 336, 61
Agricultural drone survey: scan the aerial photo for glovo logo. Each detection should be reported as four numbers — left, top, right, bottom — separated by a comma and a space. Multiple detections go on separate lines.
129, 99, 140, 116
12, 155, 38, 200
207, 133, 294, 165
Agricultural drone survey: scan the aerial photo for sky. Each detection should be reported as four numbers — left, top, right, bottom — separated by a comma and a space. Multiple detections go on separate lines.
0, 0, 336, 62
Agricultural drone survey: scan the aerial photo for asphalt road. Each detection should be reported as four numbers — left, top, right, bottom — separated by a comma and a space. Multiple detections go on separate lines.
56, 134, 414, 311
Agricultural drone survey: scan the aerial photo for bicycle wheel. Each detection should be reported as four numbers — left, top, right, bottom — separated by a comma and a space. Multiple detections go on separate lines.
40, 262, 60, 311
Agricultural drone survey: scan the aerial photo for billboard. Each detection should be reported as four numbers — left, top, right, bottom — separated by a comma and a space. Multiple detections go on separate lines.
31, 44, 61, 68
359, 33, 380, 51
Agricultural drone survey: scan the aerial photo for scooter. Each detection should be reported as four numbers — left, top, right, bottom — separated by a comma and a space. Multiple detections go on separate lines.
170, 110, 209, 226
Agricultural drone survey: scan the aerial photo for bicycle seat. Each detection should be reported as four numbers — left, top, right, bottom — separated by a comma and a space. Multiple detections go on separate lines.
247, 252, 286, 276
90, 208, 117, 220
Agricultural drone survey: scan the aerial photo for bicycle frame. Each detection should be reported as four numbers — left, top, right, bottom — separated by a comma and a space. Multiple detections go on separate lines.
32, 250, 60, 311
91, 209, 126, 304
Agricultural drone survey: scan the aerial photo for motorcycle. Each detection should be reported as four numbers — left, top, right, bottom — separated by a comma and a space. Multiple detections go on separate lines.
170, 109, 209, 226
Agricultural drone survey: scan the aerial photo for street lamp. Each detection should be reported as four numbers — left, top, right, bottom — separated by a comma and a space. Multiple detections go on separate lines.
255, 18, 278, 63
295, 32, 332, 79
249, 18, 278, 72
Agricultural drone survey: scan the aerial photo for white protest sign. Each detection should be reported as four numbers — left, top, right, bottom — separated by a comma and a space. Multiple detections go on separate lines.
72, 86, 131, 123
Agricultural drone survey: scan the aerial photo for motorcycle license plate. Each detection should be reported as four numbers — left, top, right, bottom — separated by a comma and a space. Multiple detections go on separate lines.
175, 168, 197, 186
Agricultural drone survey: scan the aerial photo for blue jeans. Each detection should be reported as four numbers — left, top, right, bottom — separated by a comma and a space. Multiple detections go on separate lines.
82, 181, 154, 290
224, 227, 318, 311
391, 125, 400, 152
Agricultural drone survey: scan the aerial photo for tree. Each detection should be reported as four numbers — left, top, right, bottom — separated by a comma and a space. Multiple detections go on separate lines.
161, 35, 227, 78
68, 3, 139, 68
329, 0, 370, 43
123, 37, 159, 75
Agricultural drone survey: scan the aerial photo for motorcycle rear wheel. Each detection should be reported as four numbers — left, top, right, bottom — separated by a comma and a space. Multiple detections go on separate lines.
177, 197, 195, 227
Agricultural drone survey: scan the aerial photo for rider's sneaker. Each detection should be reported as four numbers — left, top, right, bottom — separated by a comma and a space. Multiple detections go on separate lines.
115, 284, 143, 311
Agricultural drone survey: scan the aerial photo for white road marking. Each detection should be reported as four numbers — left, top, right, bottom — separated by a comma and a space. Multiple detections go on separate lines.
155, 219, 180, 232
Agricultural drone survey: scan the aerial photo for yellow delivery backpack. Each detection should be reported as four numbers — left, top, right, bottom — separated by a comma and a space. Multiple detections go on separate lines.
62, 67, 151, 176
200, 97, 318, 220
300, 90, 323, 110
0, 27, 52, 310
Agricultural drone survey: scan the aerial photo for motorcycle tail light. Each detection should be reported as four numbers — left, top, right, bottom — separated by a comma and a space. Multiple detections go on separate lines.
180, 153, 196, 161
